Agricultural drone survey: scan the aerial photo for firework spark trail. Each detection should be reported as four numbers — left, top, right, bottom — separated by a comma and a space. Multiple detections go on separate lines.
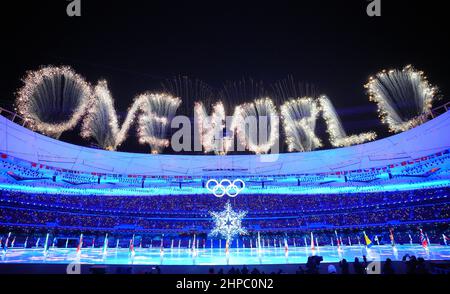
194, 101, 230, 154
197, 78, 271, 155
319, 95, 377, 147
280, 97, 322, 152
161, 75, 215, 114
81, 81, 145, 150
15, 64, 439, 153
271, 75, 318, 106
232, 98, 279, 154
16, 66, 92, 138
137, 93, 181, 154
219, 78, 267, 111
365, 65, 437, 133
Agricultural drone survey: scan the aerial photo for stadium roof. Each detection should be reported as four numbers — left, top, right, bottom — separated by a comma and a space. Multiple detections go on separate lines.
1, 110, 450, 177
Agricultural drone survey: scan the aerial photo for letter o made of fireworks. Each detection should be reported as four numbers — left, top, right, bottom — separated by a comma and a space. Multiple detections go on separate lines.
16, 66, 92, 137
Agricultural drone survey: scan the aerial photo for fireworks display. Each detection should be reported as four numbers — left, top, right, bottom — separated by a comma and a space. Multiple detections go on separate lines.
232, 98, 280, 154
12, 64, 441, 154
15, 66, 92, 138
365, 65, 437, 133
81, 81, 144, 150
271, 75, 318, 105
219, 78, 267, 111
319, 95, 377, 147
280, 97, 322, 152
194, 101, 230, 154
137, 93, 181, 154
162, 75, 215, 115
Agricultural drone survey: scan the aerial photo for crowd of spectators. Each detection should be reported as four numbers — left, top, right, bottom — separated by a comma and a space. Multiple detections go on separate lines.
0, 187, 448, 247
1, 187, 448, 216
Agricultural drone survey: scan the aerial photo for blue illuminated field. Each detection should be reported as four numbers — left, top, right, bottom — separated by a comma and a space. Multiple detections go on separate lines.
2, 245, 450, 266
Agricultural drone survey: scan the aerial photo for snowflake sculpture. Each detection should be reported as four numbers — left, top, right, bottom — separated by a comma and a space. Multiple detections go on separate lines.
209, 201, 248, 241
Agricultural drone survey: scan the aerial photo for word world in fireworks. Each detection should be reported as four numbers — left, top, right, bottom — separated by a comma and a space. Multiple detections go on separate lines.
15, 65, 438, 154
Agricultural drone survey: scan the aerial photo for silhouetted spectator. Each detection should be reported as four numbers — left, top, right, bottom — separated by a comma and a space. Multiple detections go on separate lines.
339, 259, 350, 274
353, 257, 365, 274
251, 268, 260, 275
403, 254, 417, 274
306, 256, 319, 274
362, 255, 368, 274
383, 258, 395, 274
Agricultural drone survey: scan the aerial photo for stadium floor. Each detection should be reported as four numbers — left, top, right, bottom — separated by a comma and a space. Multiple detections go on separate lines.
2, 244, 449, 266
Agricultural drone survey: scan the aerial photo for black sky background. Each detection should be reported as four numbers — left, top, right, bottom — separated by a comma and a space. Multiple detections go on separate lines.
1, 0, 449, 153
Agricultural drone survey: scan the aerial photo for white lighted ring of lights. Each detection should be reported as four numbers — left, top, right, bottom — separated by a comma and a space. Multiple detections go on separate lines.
206, 179, 246, 198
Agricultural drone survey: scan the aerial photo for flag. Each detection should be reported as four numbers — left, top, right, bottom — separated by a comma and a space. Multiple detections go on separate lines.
76, 233, 83, 254
191, 234, 197, 257
335, 230, 340, 250
257, 232, 261, 254
284, 238, 289, 257
160, 235, 165, 256
103, 234, 108, 254
363, 231, 373, 248
389, 228, 395, 247
419, 229, 428, 249
43, 233, 50, 253
129, 236, 135, 256
4, 232, 11, 249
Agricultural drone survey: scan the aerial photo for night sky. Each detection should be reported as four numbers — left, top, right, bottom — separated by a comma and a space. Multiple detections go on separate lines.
1, 0, 449, 153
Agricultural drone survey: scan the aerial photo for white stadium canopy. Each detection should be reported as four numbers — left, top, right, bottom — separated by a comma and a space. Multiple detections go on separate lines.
1, 111, 450, 177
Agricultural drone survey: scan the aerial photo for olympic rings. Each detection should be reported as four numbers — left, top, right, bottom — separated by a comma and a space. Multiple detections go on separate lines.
206, 179, 246, 198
